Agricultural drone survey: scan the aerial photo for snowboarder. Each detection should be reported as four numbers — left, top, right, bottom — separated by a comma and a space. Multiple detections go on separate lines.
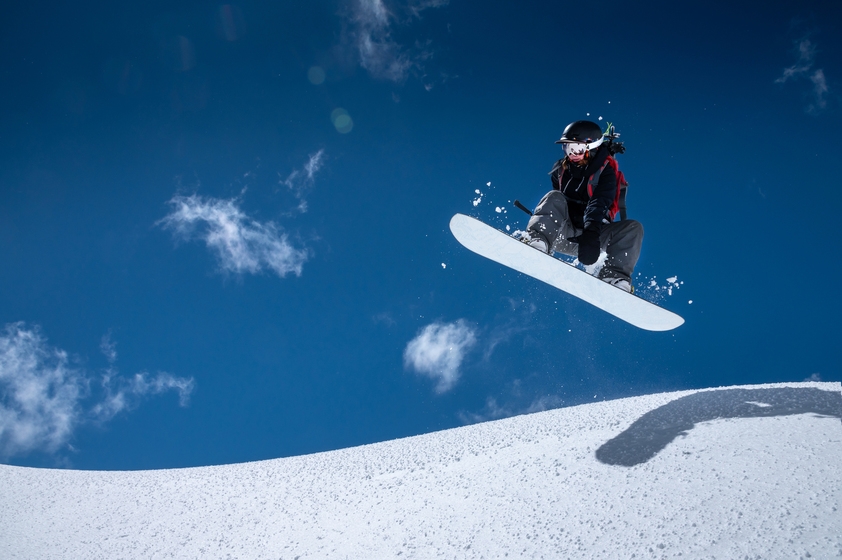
522, 120, 643, 293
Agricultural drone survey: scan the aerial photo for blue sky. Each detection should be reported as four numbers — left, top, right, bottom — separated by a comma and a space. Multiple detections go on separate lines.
1, 0, 840, 470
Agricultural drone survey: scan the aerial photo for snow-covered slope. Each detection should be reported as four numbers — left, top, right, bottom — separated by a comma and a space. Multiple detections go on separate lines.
2, 382, 840, 559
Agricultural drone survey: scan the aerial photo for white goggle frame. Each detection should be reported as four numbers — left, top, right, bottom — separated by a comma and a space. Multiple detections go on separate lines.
562, 136, 604, 156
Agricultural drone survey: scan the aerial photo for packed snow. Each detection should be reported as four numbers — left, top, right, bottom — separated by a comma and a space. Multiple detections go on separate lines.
1, 381, 840, 559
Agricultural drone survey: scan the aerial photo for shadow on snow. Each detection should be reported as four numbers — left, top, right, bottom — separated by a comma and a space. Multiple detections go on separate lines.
595, 387, 842, 467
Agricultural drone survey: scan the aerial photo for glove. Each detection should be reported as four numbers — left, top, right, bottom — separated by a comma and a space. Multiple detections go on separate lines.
577, 227, 601, 265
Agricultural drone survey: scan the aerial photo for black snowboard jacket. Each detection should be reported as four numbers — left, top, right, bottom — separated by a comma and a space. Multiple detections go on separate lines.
549, 144, 616, 232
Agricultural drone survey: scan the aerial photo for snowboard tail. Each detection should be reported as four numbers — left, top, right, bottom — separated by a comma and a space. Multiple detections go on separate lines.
449, 213, 684, 331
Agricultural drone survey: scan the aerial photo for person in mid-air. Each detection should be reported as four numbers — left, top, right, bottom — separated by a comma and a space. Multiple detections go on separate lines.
521, 120, 643, 293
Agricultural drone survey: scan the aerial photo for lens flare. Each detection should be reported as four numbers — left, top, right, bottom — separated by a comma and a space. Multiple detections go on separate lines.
308, 66, 325, 85
331, 108, 353, 134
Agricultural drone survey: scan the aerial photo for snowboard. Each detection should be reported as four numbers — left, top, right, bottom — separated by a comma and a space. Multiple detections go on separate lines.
449, 213, 684, 331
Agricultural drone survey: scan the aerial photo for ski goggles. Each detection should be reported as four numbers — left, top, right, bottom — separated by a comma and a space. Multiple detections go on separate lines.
561, 135, 604, 157
563, 142, 589, 157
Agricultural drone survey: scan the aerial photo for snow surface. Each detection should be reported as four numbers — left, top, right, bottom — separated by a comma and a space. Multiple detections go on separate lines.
2, 382, 840, 559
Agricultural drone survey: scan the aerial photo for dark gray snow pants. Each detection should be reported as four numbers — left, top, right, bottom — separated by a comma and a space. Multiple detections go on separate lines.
526, 190, 643, 281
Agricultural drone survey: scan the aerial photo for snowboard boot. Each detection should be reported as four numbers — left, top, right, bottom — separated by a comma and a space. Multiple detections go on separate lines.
602, 276, 633, 293
520, 231, 549, 254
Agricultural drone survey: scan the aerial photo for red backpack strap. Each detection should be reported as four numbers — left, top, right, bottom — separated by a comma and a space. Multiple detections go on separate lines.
616, 166, 628, 221
604, 156, 628, 221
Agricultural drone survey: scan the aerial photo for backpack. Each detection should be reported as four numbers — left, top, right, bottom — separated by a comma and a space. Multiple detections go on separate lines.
586, 154, 628, 222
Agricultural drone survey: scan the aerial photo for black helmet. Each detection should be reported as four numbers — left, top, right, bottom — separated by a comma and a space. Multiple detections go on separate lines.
554, 120, 605, 147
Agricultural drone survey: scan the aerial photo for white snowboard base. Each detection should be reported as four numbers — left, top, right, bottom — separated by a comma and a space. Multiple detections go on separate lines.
450, 213, 684, 331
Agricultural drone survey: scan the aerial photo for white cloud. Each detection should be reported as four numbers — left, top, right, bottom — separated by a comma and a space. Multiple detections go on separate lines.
0, 324, 84, 459
0, 323, 195, 461
353, 1, 411, 82
776, 38, 829, 113
404, 320, 476, 393
159, 194, 309, 278
281, 149, 325, 213
344, 0, 448, 83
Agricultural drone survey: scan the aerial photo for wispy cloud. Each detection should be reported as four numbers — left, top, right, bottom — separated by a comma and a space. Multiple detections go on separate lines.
458, 394, 564, 425
458, 397, 509, 424
91, 372, 195, 422
159, 194, 309, 278
92, 336, 195, 420
482, 312, 532, 362
100, 332, 118, 364
281, 149, 325, 213
776, 38, 829, 113
0, 323, 194, 461
343, 0, 448, 83
776, 39, 816, 82
407, 0, 449, 17
404, 319, 476, 393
